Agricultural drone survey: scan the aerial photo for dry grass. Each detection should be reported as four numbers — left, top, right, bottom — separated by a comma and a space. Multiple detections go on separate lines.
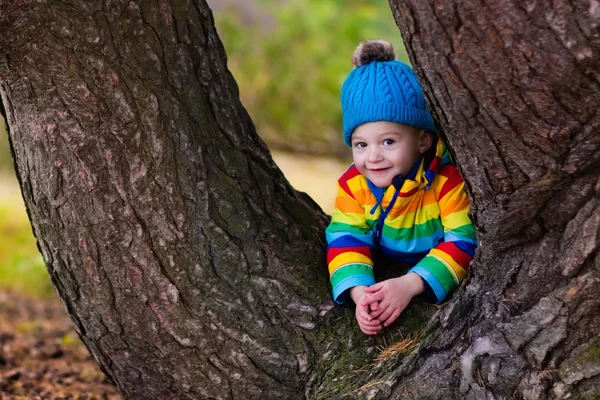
445, 362, 460, 373
349, 330, 425, 396
354, 379, 387, 392
374, 330, 424, 364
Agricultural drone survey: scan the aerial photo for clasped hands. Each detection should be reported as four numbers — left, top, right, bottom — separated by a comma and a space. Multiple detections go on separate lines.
349, 272, 424, 335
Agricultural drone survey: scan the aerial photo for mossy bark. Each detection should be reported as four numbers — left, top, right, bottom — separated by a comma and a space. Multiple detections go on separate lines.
0, 0, 598, 399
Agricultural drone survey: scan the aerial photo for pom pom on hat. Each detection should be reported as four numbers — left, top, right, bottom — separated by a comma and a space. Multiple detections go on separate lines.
352, 39, 396, 68
341, 39, 436, 146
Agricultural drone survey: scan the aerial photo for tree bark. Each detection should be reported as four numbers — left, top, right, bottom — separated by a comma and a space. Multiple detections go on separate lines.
0, 1, 333, 398
383, 0, 600, 398
0, 0, 598, 399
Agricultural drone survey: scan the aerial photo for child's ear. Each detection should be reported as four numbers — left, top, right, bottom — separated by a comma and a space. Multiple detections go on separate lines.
418, 130, 434, 154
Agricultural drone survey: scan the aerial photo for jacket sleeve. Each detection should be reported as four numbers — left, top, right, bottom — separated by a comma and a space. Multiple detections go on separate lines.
408, 167, 477, 303
326, 181, 375, 304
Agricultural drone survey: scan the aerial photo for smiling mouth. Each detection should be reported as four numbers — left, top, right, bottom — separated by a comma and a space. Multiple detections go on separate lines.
369, 167, 390, 172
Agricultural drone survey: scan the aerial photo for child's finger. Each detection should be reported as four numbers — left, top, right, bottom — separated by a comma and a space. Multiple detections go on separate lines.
369, 301, 379, 312
359, 322, 382, 335
368, 303, 389, 320
358, 310, 381, 326
357, 303, 371, 318
360, 291, 385, 306
360, 322, 381, 332
383, 308, 403, 327
361, 327, 381, 335
364, 282, 383, 293
374, 306, 395, 323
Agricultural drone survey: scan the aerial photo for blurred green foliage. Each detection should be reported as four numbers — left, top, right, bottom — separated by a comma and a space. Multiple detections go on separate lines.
214, 0, 408, 156
0, 182, 54, 298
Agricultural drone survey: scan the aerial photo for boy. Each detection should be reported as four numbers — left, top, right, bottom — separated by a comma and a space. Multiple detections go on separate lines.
326, 40, 477, 335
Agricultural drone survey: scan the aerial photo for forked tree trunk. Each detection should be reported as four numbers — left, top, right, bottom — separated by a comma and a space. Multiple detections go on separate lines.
0, 0, 598, 399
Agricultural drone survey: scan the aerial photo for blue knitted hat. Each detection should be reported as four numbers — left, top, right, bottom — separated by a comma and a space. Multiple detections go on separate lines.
341, 40, 436, 146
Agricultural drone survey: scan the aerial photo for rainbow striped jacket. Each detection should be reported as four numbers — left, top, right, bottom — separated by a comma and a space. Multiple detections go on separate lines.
326, 139, 477, 304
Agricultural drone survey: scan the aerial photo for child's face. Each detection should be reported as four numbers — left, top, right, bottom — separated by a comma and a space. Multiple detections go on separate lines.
351, 121, 432, 188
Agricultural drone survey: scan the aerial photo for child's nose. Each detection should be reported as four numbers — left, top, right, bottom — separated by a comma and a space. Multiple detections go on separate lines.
367, 147, 383, 162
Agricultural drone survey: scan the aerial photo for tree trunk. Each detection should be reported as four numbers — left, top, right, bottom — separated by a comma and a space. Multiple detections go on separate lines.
383, 0, 600, 398
0, 1, 332, 398
0, 1, 598, 399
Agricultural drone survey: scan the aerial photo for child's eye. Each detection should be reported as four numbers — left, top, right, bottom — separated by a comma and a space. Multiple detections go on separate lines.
354, 142, 367, 149
383, 139, 395, 146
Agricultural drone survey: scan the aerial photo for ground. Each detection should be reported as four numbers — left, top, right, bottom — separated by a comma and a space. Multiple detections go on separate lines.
0, 291, 122, 399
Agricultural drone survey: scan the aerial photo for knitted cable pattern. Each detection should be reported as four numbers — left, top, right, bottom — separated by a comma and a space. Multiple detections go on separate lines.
341, 59, 435, 146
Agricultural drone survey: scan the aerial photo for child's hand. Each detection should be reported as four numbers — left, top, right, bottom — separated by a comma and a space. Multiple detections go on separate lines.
350, 286, 382, 335
362, 273, 424, 327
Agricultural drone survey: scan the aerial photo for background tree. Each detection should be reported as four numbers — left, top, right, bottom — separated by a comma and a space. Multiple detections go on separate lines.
0, 1, 598, 400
